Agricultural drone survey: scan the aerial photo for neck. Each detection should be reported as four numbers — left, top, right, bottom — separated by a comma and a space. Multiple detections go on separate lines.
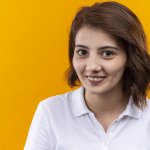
84, 87, 129, 117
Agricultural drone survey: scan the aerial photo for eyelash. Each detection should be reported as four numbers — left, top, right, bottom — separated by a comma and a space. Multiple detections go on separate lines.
101, 50, 115, 57
76, 49, 87, 56
76, 49, 116, 58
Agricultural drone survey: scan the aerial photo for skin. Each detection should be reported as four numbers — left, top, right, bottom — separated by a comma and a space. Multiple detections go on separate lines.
73, 26, 129, 131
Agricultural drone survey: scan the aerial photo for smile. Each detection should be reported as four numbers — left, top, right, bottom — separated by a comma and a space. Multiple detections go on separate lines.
86, 76, 106, 84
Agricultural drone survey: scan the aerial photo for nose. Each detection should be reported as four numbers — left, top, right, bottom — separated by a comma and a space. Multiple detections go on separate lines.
85, 55, 102, 72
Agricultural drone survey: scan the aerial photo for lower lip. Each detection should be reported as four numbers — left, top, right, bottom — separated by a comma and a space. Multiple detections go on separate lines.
86, 77, 105, 85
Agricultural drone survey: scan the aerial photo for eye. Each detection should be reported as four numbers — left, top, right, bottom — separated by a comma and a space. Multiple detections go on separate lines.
101, 50, 115, 58
76, 49, 88, 56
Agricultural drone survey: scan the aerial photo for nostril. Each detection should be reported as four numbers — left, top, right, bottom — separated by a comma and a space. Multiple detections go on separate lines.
86, 64, 102, 71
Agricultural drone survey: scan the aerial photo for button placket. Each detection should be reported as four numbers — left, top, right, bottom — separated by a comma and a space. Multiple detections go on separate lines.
101, 138, 110, 150
88, 112, 113, 150
88, 112, 107, 139
107, 118, 119, 133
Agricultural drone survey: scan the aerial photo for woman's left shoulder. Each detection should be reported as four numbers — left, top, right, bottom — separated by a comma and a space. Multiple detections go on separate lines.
146, 98, 150, 107
144, 99, 150, 113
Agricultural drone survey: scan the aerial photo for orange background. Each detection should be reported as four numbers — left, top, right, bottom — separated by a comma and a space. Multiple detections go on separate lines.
0, 0, 149, 149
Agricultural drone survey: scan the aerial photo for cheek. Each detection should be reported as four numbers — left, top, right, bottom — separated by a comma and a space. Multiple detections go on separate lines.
73, 57, 81, 72
72, 57, 77, 70
105, 59, 127, 76
73, 58, 86, 77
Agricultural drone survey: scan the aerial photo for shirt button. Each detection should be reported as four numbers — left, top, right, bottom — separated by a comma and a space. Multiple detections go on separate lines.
105, 140, 109, 145
102, 141, 109, 150
103, 140, 109, 146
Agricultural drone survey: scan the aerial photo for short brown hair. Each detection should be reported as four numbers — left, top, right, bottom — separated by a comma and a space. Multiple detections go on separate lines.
64, 1, 150, 109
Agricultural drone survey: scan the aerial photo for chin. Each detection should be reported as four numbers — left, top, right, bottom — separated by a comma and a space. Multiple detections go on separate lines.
83, 84, 107, 94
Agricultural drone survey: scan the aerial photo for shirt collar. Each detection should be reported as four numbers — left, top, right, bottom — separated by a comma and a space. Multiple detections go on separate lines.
70, 86, 91, 117
119, 96, 143, 119
70, 86, 143, 119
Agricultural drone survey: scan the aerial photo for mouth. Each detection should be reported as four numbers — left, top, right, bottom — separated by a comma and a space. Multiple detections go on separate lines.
86, 75, 106, 84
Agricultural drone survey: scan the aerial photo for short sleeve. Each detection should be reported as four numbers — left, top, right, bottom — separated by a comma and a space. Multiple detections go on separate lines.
24, 102, 56, 150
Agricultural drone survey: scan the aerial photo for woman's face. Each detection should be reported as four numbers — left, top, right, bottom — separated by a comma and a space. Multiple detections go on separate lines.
73, 26, 127, 95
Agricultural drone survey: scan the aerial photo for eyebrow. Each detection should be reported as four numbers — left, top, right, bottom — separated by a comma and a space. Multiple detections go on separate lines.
75, 44, 119, 51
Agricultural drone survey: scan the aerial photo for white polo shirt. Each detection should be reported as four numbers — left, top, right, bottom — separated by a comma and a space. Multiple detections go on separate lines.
24, 86, 150, 150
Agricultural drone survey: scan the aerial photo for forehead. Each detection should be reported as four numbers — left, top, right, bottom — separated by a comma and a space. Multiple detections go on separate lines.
75, 26, 120, 48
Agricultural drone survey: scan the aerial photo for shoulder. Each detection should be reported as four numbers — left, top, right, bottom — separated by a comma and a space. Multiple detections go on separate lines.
146, 98, 150, 104
142, 99, 150, 118
145, 98, 150, 110
143, 99, 150, 128
39, 90, 73, 111
37, 87, 82, 116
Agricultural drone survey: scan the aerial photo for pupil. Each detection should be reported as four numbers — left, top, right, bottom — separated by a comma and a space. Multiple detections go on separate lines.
80, 50, 86, 55
106, 51, 111, 55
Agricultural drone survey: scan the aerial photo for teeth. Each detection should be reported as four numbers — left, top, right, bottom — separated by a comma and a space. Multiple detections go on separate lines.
87, 76, 104, 82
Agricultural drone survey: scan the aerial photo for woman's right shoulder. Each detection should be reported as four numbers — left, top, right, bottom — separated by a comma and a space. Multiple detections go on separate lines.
35, 86, 84, 117
39, 90, 73, 109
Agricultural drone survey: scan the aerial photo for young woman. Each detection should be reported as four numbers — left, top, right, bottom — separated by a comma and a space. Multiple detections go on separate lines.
24, 1, 150, 150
